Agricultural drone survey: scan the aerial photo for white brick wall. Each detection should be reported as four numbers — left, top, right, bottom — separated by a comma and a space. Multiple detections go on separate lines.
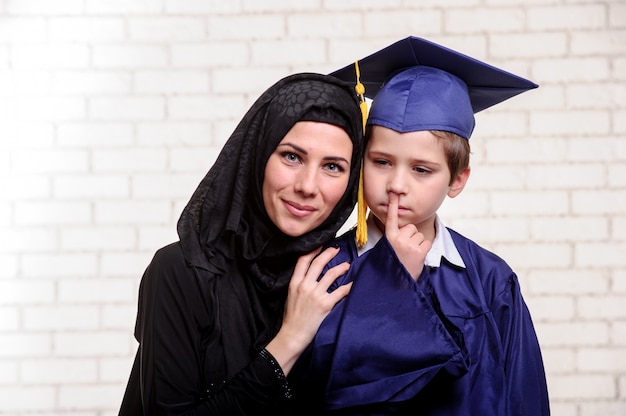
0, 0, 624, 414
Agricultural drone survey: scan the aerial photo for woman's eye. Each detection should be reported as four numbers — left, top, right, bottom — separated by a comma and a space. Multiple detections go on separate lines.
282, 151, 301, 163
324, 162, 345, 173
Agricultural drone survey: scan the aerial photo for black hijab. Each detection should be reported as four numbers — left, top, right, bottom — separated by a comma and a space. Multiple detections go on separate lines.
176, 73, 364, 381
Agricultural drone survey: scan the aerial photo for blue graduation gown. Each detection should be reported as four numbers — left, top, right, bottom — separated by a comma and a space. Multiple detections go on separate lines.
289, 228, 550, 415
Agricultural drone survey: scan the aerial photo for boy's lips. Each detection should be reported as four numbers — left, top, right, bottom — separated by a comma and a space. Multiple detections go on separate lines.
383, 204, 409, 212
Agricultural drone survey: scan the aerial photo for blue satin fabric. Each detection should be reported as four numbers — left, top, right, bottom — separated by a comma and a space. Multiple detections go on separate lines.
322, 237, 468, 408
367, 66, 475, 139
289, 229, 550, 416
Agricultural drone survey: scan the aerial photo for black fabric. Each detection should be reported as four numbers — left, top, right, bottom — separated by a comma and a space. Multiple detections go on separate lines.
119, 72, 363, 415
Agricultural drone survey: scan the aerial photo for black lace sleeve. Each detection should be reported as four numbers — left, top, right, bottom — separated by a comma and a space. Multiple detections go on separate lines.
259, 348, 293, 400
191, 349, 294, 414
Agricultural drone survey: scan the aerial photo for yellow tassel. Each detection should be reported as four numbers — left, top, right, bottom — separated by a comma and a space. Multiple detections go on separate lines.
356, 162, 367, 248
354, 60, 368, 248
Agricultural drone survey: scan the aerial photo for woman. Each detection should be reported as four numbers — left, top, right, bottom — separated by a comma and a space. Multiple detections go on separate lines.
118, 72, 364, 415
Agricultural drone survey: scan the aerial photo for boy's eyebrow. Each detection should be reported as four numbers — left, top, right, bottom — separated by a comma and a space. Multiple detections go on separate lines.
368, 150, 441, 166
278, 142, 349, 164
367, 149, 392, 157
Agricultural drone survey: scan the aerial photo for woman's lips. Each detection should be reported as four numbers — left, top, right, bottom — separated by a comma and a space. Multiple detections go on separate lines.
283, 199, 316, 217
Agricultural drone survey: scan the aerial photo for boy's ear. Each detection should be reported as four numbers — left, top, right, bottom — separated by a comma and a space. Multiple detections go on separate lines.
448, 167, 470, 198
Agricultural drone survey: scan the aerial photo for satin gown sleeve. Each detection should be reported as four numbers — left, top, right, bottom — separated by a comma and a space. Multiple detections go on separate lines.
118, 243, 291, 416
323, 237, 469, 409
443, 229, 549, 416
289, 235, 469, 414
490, 262, 550, 415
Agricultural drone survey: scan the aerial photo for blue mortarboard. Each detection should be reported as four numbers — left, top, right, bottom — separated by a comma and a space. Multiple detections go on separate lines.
330, 36, 538, 140
329, 36, 538, 248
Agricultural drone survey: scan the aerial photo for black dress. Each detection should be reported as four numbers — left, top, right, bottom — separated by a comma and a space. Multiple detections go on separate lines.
120, 243, 292, 415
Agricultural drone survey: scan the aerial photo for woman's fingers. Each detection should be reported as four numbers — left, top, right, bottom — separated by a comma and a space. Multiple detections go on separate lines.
290, 246, 323, 286
290, 246, 350, 306
317, 261, 349, 292
301, 246, 340, 282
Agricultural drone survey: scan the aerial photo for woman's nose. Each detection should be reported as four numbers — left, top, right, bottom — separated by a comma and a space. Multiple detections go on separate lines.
294, 168, 318, 196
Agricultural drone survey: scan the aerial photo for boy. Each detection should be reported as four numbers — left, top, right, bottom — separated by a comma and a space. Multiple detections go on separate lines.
288, 37, 550, 416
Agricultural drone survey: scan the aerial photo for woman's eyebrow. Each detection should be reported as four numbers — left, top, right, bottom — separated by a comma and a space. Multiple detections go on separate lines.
323, 155, 350, 164
278, 142, 349, 164
277, 142, 306, 154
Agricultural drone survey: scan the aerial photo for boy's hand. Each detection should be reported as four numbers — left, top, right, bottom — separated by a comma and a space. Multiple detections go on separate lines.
385, 192, 432, 280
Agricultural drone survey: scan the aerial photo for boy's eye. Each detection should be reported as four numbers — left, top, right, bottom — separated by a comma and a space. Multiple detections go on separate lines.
414, 166, 431, 174
374, 159, 390, 166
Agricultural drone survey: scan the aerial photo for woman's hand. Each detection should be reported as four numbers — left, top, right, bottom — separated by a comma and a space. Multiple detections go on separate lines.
265, 247, 351, 374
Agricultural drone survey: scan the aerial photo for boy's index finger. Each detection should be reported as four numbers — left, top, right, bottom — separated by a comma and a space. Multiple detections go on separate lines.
386, 192, 399, 233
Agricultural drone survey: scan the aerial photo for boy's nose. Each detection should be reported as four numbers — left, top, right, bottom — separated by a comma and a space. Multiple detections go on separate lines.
387, 170, 408, 195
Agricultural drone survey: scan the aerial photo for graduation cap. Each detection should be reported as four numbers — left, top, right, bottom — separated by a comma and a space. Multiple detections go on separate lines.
331, 35, 537, 120
329, 36, 538, 246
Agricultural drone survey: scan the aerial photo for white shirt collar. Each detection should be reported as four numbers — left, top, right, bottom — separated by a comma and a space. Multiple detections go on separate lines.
357, 214, 466, 269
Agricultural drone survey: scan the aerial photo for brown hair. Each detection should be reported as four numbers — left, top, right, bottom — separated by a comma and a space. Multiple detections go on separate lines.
431, 130, 470, 185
